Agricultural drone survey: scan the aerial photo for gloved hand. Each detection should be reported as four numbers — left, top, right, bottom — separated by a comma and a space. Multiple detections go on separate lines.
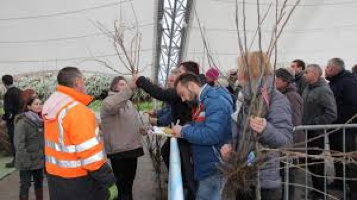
107, 184, 118, 200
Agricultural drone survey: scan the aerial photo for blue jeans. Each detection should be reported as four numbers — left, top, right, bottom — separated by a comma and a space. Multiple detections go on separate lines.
196, 174, 223, 200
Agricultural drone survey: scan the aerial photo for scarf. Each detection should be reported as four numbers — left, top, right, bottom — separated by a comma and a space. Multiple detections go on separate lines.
25, 111, 43, 128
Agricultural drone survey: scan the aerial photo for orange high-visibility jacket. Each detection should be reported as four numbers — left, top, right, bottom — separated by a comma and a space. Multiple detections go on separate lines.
43, 85, 106, 178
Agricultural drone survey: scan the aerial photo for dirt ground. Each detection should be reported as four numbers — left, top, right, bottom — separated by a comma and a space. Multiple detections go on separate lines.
0, 155, 160, 200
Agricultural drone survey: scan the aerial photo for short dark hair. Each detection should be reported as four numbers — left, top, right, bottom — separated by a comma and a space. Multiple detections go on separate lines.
292, 59, 306, 70
175, 73, 201, 88
179, 61, 200, 75
110, 76, 127, 92
57, 67, 82, 87
2, 75, 13, 86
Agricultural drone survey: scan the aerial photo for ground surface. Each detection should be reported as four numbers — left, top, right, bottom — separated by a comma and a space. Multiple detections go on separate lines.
0, 155, 158, 200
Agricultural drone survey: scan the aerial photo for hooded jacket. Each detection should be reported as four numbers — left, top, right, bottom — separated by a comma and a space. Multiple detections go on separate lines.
279, 83, 304, 145
14, 112, 44, 170
233, 76, 293, 189
181, 85, 233, 180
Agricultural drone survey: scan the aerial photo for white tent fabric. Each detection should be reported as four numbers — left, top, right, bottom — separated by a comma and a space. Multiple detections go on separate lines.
0, 0, 155, 76
1, 0, 357, 77
183, 0, 357, 74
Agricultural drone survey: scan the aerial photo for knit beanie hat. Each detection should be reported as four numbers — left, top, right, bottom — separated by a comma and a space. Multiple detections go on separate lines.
276, 68, 294, 83
205, 67, 220, 82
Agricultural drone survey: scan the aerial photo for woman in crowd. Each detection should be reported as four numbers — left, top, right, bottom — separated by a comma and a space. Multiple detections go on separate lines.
221, 51, 293, 200
100, 76, 146, 200
14, 96, 44, 200
20, 89, 37, 111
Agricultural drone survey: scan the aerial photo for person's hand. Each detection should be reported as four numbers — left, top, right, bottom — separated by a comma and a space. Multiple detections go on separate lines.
147, 110, 156, 118
132, 74, 139, 83
249, 116, 267, 134
139, 127, 150, 136
107, 184, 118, 200
149, 117, 157, 126
220, 144, 232, 160
172, 125, 183, 138
128, 80, 137, 90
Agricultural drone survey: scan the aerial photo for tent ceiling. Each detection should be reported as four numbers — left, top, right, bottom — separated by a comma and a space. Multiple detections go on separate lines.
0, 0, 155, 76
1, 0, 356, 77
183, 0, 357, 73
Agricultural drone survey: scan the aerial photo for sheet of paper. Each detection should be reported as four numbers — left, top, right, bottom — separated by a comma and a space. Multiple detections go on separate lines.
150, 126, 173, 137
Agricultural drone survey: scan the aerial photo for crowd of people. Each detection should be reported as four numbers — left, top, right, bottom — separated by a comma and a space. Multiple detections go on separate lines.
1, 51, 357, 200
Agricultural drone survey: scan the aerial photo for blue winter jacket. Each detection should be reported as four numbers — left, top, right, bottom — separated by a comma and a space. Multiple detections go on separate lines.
181, 84, 233, 180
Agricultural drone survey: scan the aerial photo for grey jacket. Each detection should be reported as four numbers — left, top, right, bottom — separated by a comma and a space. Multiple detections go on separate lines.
14, 113, 44, 170
302, 78, 337, 127
100, 87, 144, 156
234, 76, 293, 189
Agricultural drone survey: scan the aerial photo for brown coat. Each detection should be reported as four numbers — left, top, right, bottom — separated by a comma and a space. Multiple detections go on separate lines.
100, 87, 143, 156
279, 83, 304, 146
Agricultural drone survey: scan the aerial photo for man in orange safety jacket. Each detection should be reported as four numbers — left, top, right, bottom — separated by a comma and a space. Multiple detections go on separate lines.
42, 67, 118, 200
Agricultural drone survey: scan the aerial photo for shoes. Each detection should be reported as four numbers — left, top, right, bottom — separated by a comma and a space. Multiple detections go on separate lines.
19, 194, 29, 200
309, 191, 325, 200
328, 180, 343, 190
35, 188, 43, 200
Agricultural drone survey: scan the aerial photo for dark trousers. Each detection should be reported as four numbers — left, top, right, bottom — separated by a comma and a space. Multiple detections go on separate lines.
329, 129, 357, 197
236, 188, 282, 200
19, 169, 44, 196
110, 157, 138, 200
161, 138, 197, 200
6, 119, 15, 156
47, 173, 107, 200
307, 133, 325, 197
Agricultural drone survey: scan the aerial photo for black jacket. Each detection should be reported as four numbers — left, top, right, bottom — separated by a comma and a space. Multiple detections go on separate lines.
3, 86, 22, 121
136, 76, 191, 125
326, 70, 357, 124
294, 72, 307, 95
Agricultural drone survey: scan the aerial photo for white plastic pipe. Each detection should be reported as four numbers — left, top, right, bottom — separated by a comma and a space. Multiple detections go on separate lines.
168, 137, 184, 200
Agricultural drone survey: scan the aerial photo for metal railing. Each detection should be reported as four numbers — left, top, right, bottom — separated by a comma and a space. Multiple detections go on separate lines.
282, 124, 357, 200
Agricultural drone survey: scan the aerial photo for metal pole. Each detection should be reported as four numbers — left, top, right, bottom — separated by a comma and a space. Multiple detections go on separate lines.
343, 127, 346, 200
294, 124, 357, 131
168, 137, 184, 200
305, 129, 308, 200
324, 129, 327, 200
165, 0, 179, 82
284, 157, 289, 200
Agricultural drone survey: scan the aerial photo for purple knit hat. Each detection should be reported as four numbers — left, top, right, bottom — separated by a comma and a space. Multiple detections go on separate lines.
205, 67, 220, 82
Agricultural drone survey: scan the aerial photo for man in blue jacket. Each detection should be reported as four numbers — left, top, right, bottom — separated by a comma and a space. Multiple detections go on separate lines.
172, 73, 233, 200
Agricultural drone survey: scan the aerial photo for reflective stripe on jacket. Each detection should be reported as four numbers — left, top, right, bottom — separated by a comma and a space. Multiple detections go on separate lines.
43, 85, 106, 178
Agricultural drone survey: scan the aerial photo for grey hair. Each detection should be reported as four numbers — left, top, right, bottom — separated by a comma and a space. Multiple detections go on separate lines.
328, 57, 345, 70
307, 64, 323, 77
